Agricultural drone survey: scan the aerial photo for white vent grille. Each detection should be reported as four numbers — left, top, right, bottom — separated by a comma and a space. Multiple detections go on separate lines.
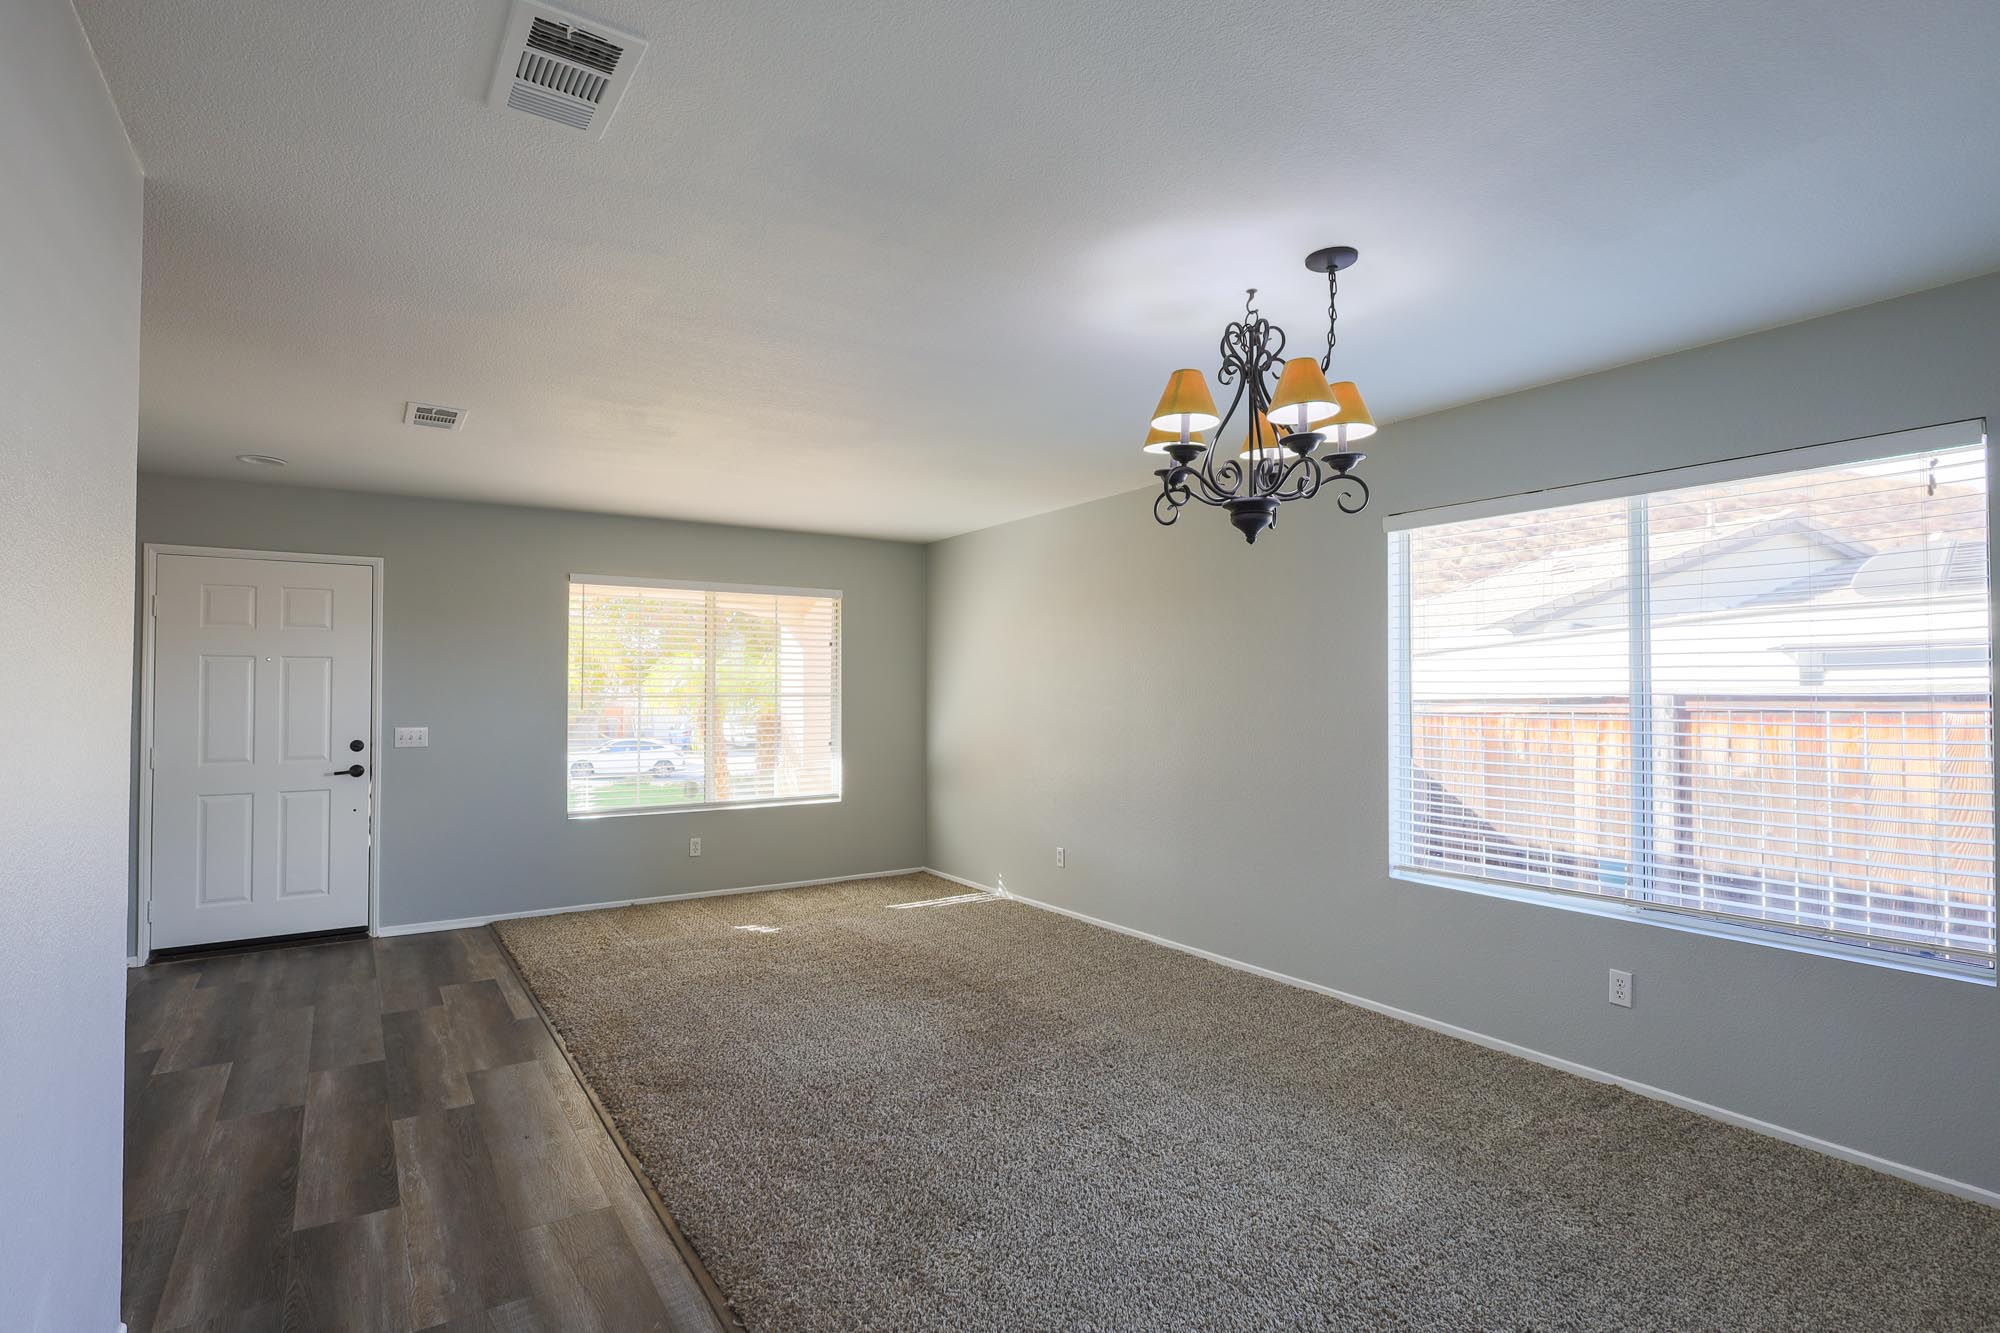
488, 2, 646, 141
404, 401, 466, 430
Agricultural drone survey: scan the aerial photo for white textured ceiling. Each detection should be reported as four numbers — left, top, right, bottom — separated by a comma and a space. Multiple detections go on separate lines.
77, 0, 2000, 541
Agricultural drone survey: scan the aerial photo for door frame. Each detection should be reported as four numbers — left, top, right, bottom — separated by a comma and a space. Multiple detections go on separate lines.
137, 544, 387, 959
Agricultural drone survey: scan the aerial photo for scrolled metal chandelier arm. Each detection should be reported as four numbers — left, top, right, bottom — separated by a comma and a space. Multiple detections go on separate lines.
1267, 460, 1321, 502
1325, 468, 1370, 513
1167, 363, 1251, 505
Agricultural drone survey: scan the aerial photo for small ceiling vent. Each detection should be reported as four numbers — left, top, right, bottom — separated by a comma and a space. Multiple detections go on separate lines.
488, 1, 646, 140
405, 401, 467, 430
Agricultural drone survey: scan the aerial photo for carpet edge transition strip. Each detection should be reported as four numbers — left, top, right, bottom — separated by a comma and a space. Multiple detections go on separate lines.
487, 922, 745, 1333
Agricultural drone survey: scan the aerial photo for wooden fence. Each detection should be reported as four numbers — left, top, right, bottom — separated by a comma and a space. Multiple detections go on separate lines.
1409, 698, 1995, 953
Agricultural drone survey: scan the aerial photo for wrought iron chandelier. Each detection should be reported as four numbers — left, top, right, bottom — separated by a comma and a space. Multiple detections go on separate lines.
1143, 245, 1376, 543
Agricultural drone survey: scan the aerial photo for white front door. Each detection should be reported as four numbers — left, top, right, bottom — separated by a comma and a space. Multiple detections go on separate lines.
148, 554, 375, 949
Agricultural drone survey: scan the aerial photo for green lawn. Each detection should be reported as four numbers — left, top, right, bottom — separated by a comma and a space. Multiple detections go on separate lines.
567, 775, 704, 814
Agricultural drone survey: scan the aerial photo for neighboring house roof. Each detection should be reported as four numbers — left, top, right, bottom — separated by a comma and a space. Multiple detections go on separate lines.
1491, 513, 1873, 635
1413, 511, 1873, 647
1412, 541, 1989, 701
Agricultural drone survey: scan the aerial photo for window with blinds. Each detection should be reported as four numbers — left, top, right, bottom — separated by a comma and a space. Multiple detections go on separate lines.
567, 578, 840, 816
1388, 424, 1995, 971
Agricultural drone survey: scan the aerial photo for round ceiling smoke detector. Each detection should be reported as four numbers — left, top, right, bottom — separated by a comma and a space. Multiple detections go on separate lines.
235, 454, 288, 467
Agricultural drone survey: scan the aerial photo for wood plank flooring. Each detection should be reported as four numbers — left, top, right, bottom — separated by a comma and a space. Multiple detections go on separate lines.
124, 929, 729, 1333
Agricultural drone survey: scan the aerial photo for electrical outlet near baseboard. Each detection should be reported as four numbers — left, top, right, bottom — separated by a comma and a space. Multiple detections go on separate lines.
1609, 968, 1633, 1008
689, 837, 701, 857
1056, 846, 1065, 868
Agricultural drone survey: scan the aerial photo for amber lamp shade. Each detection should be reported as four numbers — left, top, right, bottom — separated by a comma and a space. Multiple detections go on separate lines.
1236, 411, 1289, 461
1311, 380, 1377, 442
1149, 370, 1221, 432
1268, 358, 1339, 432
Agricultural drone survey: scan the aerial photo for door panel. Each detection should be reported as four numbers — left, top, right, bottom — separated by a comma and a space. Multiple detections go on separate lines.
282, 585, 334, 629
196, 792, 255, 904
200, 582, 257, 627
279, 656, 333, 762
278, 789, 332, 898
151, 554, 374, 949
198, 655, 256, 764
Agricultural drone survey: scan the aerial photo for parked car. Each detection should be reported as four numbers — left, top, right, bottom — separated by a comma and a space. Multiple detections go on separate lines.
567, 737, 686, 779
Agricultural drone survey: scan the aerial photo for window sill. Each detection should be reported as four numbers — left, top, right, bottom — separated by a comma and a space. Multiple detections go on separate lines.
569, 795, 842, 821
1389, 866, 1996, 985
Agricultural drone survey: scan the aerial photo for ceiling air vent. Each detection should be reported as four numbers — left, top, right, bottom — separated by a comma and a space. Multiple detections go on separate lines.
488, 1, 647, 140
405, 401, 467, 430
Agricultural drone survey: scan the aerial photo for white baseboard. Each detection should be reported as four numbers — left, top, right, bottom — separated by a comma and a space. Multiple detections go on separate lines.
373, 867, 929, 937
926, 868, 2000, 1210
127, 955, 146, 969
916, 866, 1003, 896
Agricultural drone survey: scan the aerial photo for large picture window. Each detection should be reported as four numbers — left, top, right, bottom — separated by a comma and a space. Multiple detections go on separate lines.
1388, 424, 1995, 971
567, 578, 840, 816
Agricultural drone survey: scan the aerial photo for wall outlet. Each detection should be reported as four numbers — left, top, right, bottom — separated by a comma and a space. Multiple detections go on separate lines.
689, 837, 701, 857
1609, 969, 1633, 1008
392, 726, 429, 748
1056, 846, 1065, 868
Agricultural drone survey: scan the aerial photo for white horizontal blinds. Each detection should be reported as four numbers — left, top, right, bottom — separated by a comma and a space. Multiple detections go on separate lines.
1392, 437, 1995, 969
567, 580, 840, 815
710, 589, 840, 805
1639, 446, 1991, 962
1398, 495, 1640, 897
568, 582, 708, 815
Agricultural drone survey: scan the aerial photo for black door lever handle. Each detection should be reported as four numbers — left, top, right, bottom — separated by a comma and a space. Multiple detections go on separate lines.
324, 764, 365, 778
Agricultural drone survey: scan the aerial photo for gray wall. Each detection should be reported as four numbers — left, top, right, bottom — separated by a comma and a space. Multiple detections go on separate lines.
0, 2, 142, 1327
928, 273, 2000, 1194
134, 478, 927, 943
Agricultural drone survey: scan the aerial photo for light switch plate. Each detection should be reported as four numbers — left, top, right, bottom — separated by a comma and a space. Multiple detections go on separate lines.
393, 726, 429, 748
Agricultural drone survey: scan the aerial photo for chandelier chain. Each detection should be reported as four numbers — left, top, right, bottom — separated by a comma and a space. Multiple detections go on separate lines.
1320, 268, 1339, 373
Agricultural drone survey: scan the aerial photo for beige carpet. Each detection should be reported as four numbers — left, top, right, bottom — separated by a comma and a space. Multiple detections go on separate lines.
495, 873, 2000, 1331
